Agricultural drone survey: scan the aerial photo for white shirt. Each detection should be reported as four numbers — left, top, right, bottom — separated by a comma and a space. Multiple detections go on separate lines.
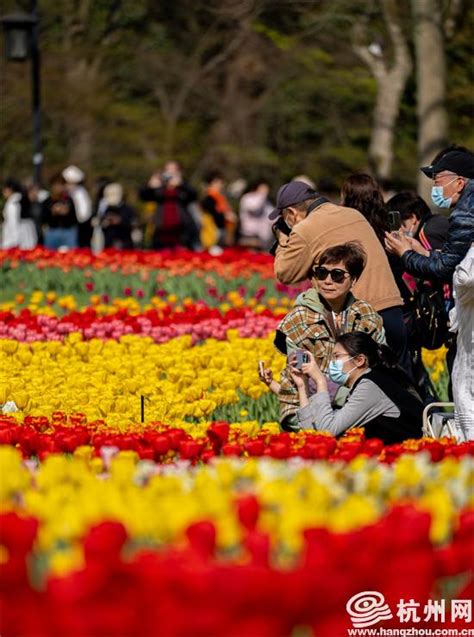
239, 191, 273, 242
451, 245, 474, 439
69, 185, 92, 222
1, 193, 37, 249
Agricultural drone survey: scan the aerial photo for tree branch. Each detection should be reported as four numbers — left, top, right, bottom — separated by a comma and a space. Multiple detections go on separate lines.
351, 19, 387, 80
444, 0, 463, 38
381, 0, 412, 75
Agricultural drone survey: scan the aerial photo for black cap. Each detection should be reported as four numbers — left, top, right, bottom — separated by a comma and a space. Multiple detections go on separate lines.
269, 181, 318, 220
420, 150, 474, 179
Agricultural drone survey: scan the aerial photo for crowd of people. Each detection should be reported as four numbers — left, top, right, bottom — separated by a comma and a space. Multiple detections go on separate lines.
1, 146, 473, 443
258, 146, 473, 444
1, 161, 275, 254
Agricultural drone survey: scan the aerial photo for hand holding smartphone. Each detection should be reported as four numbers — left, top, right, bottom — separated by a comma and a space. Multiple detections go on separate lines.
388, 210, 401, 232
295, 350, 310, 370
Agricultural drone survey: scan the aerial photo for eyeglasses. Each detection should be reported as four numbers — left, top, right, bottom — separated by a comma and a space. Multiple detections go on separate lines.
312, 266, 350, 283
433, 172, 458, 181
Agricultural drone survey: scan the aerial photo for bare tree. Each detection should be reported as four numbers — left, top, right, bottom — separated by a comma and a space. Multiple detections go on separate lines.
353, 0, 412, 179
411, 0, 449, 201
59, 0, 137, 169
195, 29, 286, 177
141, 0, 262, 158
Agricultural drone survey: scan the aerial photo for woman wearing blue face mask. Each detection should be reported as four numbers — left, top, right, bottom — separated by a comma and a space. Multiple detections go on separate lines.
290, 331, 423, 444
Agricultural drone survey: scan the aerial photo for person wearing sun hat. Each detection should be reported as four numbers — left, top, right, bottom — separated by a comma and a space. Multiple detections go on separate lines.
385, 148, 474, 282
62, 164, 93, 248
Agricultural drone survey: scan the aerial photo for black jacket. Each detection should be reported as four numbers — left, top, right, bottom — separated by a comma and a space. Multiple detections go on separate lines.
402, 180, 474, 282
350, 369, 423, 444
416, 213, 449, 251
139, 182, 199, 249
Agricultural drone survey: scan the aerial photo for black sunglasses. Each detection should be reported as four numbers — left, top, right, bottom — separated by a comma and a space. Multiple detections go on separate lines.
312, 265, 350, 283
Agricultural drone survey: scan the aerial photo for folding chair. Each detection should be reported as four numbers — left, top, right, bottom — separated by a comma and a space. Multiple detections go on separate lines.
422, 402, 456, 439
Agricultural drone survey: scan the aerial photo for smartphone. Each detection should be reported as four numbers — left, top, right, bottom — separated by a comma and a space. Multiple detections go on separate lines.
258, 361, 265, 376
295, 350, 309, 369
388, 210, 401, 232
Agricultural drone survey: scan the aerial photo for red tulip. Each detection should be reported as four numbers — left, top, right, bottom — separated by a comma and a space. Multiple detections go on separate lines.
244, 439, 265, 456
83, 521, 128, 564
236, 494, 260, 531
152, 434, 170, 456
179, 440, 202, 460
207, 422, 230, 450
222, 443, 241, 457
0, 512, 38, 557
186, 520, 216, 560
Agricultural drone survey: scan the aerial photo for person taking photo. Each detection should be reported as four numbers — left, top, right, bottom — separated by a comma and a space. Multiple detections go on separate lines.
289, 331, 423, 444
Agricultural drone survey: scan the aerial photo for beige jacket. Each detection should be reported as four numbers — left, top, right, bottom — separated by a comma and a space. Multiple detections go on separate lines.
274, 202, 402, 312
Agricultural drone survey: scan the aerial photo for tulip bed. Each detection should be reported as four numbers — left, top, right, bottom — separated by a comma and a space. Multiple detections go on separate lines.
0, 248, 471, 637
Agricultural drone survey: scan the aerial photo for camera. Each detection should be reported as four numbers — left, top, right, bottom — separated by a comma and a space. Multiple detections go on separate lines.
272, 216, 291, 237
161, 172, 173, 185
295, 350, 309, 369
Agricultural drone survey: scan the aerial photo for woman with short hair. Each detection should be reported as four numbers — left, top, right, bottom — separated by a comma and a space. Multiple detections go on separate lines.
259, 242, 385, 430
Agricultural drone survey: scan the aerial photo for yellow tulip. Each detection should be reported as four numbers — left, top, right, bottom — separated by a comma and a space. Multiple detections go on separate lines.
11, 390, 29, 410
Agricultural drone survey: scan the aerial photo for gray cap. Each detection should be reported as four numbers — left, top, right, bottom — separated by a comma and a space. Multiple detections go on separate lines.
269, 181, 318, 220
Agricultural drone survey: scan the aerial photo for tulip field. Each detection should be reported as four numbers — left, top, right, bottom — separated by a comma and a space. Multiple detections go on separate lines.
0, 247, 472, 637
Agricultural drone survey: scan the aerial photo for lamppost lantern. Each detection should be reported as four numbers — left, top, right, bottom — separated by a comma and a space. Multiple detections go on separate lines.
1, 4, 42, 185
0, 12, 38, 61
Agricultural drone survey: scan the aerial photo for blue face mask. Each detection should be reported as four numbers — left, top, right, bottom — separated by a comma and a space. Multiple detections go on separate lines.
431, 177, 457, 209
328, 356, 356, 385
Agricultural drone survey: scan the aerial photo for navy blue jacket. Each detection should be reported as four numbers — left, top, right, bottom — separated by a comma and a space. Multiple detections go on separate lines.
402, 179, 474, 283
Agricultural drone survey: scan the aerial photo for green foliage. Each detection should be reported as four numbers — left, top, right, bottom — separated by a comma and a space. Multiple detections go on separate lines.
0, 261, 291, 308
210, 391, 280, 425
0, 0, 472, 190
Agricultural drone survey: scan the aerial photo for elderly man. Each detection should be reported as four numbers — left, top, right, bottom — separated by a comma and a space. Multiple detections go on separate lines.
385, 149, 474, 281
270, 180, 410, 371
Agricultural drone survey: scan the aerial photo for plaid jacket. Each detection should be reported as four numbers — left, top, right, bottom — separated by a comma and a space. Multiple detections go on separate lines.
275, 290, 385, 425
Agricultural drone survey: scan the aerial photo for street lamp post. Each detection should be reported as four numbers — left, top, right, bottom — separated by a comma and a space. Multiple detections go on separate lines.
1, 2, 43, 186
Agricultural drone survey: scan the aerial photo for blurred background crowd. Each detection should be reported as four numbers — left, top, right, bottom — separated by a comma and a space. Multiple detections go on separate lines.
1, 160, 279, 253
0, 157, 455, 254
1, 0, 473, 200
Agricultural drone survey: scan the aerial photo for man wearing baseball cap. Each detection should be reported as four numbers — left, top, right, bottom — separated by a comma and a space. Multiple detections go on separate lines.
385, 149, 474, 281
270, 180, 410, 369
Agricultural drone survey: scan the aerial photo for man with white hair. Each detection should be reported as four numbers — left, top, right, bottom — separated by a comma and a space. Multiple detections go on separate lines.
62, 165, 93, 248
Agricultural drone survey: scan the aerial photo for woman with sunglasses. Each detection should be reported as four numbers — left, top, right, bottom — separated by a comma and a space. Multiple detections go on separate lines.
290, 331, 423, 443
259, 242, 385, 430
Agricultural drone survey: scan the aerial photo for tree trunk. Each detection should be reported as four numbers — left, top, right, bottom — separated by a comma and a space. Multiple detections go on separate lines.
369, 73, 407, 179
69, 126, 94, 169
412, 0, 449, 202
353, 0, 412, 180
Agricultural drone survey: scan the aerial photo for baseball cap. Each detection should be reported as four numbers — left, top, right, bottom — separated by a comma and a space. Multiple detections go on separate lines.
420, 150, 474, 179
269, 181, 318, 220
